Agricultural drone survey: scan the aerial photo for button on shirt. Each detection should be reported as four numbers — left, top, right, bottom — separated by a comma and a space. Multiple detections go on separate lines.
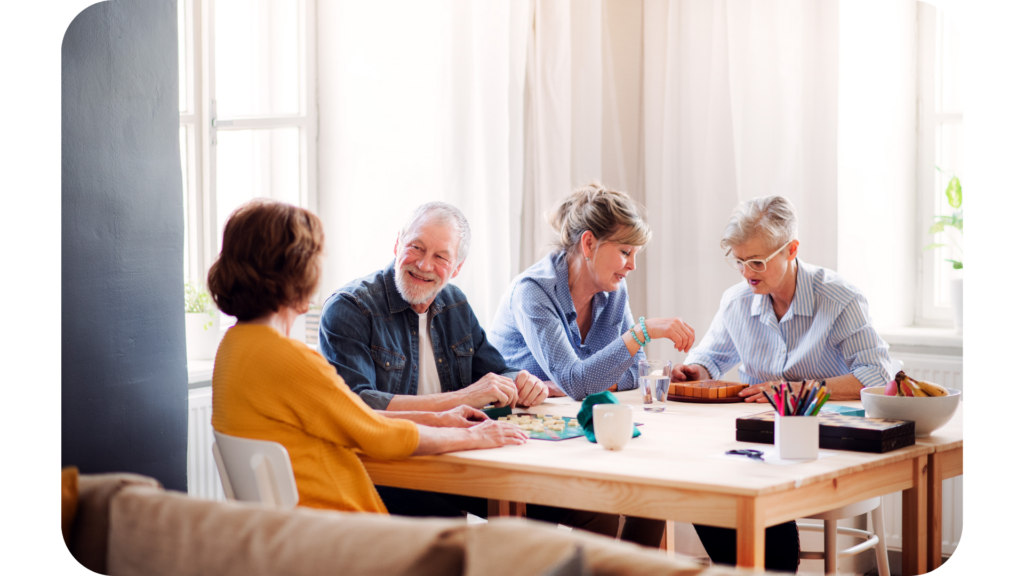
685, 259, 891, 389
489, 251, 642, 401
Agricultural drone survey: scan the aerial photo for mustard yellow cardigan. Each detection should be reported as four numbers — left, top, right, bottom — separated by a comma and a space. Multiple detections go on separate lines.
212, 324, 419, 514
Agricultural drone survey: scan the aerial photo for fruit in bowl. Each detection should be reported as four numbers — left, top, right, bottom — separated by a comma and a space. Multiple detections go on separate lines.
862, 382, 961, 437
884, 371, 950, 397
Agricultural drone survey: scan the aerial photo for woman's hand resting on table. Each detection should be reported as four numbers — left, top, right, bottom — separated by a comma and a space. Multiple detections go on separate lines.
467, 419, 530, 449
436, 405, 490, 427
738, 382, 776, 403
413, 419, 528, 455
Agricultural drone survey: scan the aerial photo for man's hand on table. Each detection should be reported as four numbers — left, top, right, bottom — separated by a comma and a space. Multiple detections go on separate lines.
436, 405, 489, 428
459, 373, 519, 408
514, 370, 549, 407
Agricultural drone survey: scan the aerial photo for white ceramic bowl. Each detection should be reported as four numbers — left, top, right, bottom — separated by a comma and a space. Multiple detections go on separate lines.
860, 387, 961, 437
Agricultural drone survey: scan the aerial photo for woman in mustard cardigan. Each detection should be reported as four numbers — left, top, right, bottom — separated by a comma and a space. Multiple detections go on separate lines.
209, 199, 527, 514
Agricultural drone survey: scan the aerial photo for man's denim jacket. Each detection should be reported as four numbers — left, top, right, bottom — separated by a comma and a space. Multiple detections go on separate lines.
319, 262, 517, 410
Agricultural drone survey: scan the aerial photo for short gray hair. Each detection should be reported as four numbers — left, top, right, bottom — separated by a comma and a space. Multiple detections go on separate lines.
399, 202, 472, 264
720, 196, 798, 251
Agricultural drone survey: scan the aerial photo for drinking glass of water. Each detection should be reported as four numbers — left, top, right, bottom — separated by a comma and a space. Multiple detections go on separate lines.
639, 359, 672, 412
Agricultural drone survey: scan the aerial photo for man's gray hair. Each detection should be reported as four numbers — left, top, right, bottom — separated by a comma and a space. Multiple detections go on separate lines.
720, 195, 798, 252
399, 202, 472, 264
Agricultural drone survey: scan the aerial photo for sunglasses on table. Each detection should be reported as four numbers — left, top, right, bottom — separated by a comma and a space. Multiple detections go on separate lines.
725, 449, 764, 461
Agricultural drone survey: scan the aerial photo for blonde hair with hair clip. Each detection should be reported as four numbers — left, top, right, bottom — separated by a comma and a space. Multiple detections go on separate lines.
546, 181, 651, 256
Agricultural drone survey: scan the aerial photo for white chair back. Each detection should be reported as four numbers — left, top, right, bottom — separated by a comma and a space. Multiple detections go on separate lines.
212, 431, 299, 509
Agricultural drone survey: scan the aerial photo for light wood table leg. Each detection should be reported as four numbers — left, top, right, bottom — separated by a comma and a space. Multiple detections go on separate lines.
659, 521, 675, 554
487, 499, 527, 517
902, 455, 928, 576
736, 498, 765, 571
927, 452, 944, 572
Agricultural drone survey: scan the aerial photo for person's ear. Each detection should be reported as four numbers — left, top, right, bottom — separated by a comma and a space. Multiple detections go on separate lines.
788, 240, 800, 261
394, 234, 401, 257
580, 230, 596, 260
451, 259, 465, 280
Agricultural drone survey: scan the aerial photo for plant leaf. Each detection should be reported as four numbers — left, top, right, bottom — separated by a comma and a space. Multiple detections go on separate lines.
928, 222, 947, 235
945, 259, 963, 270
945, 176, 962, 209
923, 243, 945, 251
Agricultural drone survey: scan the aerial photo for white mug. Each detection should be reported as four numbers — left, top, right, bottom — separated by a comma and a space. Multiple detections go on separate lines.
594, 404, 633, 450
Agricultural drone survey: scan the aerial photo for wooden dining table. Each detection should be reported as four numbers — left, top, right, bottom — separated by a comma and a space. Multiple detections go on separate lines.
361, 390, 962, 573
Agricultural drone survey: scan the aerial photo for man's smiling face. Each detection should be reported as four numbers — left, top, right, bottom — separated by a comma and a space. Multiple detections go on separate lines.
393, 219, 463, 312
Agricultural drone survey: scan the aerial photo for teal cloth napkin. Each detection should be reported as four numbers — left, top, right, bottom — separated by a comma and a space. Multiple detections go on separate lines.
576, 391, 641, 443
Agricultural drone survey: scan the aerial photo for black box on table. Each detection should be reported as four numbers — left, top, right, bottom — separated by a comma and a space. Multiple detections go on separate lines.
735, 411, 916, 453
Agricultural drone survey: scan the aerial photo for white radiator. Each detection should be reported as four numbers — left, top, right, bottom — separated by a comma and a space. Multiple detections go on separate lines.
882, 352, 964, 557
187, 387, 225, 501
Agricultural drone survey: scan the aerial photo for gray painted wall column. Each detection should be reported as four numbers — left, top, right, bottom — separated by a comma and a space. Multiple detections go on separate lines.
62, 0, 187, 491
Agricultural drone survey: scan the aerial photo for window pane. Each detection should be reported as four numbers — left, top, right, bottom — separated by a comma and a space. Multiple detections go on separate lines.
937, 13, 962, 113
215, 128, 301, 246
933, 122, 963, 307
215, 0, 300, 117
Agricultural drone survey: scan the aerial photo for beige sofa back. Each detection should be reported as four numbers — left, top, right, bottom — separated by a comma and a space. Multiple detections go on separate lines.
108, 486, 468, 576
104, 485, 706, 576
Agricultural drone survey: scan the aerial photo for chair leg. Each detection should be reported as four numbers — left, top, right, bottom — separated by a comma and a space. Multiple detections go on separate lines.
823, 518, 838, 575
871, 505, 891, 576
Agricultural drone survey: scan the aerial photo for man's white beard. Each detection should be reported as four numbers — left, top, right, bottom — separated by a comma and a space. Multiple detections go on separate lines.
394, 261, 445, 306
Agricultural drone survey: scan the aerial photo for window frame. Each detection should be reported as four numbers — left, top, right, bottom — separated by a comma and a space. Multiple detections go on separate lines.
179, 0, 318, 285
914, 3, 961, 327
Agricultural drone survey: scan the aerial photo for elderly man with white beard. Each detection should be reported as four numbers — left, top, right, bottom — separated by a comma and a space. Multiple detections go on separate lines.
318, 202, 631, 542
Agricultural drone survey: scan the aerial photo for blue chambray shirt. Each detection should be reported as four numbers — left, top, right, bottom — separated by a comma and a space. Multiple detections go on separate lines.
319, 261, 517, 410
685, 258, 892, 388
490, 251, 643, 400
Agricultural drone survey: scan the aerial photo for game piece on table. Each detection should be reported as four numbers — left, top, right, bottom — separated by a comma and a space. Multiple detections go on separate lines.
673, 381, 748, 400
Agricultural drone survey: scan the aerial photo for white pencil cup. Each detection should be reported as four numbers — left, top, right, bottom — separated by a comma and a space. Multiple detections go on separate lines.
774, 415, 819, 459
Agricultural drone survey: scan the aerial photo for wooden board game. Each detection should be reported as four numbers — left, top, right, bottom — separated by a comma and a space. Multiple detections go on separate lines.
667, 380, 749, 404
735, 411, 916, 453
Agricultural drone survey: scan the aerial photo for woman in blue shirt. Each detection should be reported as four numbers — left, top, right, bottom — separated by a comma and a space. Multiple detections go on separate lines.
490, 182, 696, 548
676, 195, 892, 573
490, 182, 696, 400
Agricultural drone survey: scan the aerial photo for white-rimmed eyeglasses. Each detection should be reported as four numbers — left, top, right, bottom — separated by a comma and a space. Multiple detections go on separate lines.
725, 240, 793, 272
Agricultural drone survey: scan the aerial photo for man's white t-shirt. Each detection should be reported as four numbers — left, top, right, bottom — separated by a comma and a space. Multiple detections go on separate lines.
417, 312, 442, 396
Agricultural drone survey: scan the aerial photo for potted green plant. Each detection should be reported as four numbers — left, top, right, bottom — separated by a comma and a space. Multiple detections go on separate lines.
924, 172, 963, 333
185, 281, 221, 360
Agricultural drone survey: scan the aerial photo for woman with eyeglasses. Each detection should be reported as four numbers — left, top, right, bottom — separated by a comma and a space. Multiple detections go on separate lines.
675, 195, 891, 572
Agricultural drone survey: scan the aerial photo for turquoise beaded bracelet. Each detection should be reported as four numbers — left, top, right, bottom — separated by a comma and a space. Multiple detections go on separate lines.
629, 324, 646, 347
639, 316, 651, 344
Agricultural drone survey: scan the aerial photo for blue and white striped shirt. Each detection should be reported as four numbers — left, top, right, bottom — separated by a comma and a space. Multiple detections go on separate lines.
685, 259, 891, 389
489, 251, 642, 400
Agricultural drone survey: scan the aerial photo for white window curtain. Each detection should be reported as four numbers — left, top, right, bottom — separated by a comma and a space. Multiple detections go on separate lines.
641, 0, 840, 364
317, 0, 515, 328
515, 0, 634, 272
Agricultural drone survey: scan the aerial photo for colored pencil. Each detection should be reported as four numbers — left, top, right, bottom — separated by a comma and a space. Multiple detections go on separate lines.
810, 391, 831, 415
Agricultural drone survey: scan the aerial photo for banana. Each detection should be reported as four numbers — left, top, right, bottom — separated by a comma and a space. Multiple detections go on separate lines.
912, 379, 949, 397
